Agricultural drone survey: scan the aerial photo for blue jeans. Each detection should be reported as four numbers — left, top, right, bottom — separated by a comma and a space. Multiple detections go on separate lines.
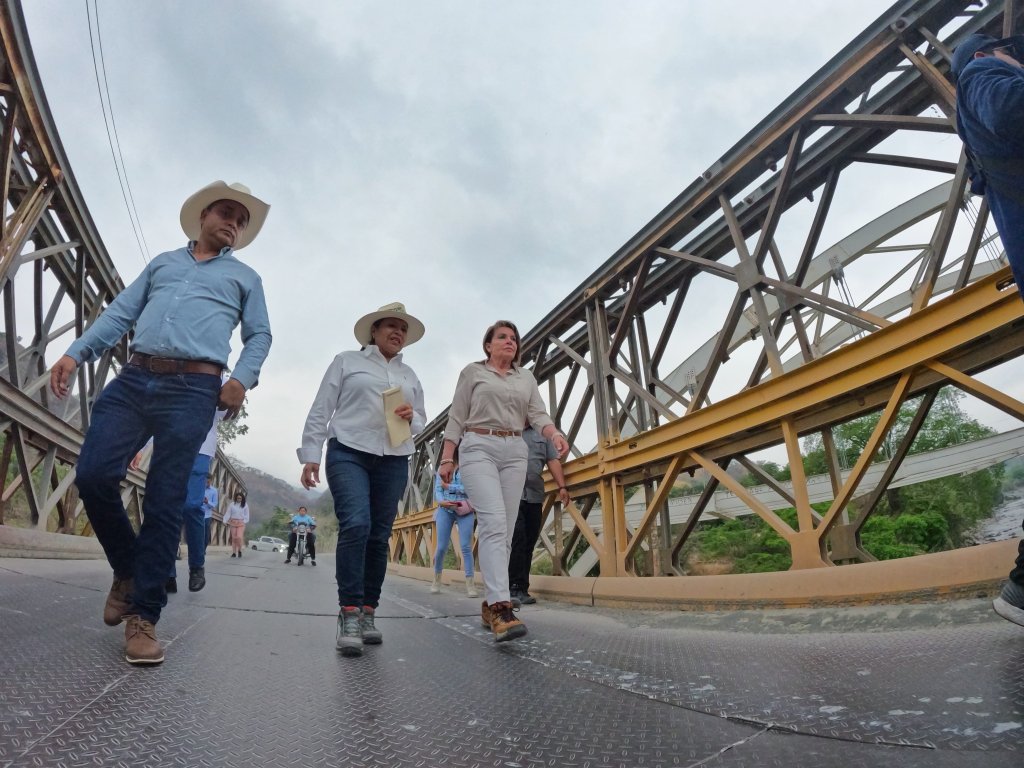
170, 453, 212, 576
75, 366, 220, 624
325, 439, 409, 609
433, 507, 475, 577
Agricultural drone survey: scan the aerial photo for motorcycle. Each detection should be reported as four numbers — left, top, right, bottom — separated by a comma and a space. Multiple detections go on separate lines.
295, 523, 309, 566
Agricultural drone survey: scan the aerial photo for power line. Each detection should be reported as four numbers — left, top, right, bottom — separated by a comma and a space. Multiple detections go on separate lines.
85, 0, 149, 264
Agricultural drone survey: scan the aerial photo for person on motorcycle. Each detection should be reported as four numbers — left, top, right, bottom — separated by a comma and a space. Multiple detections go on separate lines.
285, 506, 317, 565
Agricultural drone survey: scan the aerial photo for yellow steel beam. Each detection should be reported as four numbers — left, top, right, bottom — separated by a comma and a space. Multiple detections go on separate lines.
559, 270, 1023, 488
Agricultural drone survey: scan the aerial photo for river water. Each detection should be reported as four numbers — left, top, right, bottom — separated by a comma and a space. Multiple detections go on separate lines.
966, 490, 1024, 543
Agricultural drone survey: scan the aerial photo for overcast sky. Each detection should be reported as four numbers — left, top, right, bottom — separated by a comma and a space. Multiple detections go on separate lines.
23, 1, 898, 485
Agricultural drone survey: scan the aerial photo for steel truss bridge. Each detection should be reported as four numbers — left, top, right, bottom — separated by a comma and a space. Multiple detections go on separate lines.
0, 0, 244, 546
392, 0, 1024, 593
0, 1, 1022, 597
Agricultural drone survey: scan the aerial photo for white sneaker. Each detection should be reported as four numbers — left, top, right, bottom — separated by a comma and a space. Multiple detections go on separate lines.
465, 577, 478, 598
430, 573, 442, 594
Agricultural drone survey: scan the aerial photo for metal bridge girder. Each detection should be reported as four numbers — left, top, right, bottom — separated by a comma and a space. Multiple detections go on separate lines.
393, 0, 1024, 582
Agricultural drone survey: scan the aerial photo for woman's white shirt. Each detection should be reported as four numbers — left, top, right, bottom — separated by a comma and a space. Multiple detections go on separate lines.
298, 344, 427, 463
225, 502, 249, 524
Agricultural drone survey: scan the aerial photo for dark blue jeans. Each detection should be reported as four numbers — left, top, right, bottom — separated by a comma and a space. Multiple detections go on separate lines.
325, 439, 409, 609
75, 366, 220, 623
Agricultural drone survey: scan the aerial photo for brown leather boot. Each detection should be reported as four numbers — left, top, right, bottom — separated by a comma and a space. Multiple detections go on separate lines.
487, 601, 527, 642
124, 615, 164, 665
103, 575, 133, 626
480, 600, 494, 629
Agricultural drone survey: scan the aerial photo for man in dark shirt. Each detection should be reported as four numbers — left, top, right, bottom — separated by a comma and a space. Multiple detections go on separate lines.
952, 34, 1024, 627
508, 427, 570, 604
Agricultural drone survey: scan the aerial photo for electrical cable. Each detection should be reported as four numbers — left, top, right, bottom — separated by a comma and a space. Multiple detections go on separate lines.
85, 0, 149, 264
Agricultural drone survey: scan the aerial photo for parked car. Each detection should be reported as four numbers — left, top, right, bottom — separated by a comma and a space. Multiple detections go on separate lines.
249, 536, 287, 552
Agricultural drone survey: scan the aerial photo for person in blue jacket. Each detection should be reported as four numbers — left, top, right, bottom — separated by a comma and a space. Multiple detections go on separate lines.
952, 32, 1024, 628
285, 506, 317, 565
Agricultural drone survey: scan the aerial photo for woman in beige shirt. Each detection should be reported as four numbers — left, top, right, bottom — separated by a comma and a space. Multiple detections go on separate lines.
439, 320, 569, 642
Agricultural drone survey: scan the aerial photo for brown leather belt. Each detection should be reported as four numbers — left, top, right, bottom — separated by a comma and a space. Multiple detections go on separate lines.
465, 427, 522, 437
128, 353, 223, 376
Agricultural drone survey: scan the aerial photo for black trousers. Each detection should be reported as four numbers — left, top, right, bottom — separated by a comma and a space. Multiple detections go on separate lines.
288, 531, 317, 559
1011, 524, 1024, 585
508, 500, 542, 592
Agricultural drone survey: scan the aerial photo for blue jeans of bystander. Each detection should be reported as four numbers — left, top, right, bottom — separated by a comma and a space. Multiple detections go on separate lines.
433, 507, 475, 577
325, 439, 409, 609
75, 366, 220, 624
183, 453, 212, 570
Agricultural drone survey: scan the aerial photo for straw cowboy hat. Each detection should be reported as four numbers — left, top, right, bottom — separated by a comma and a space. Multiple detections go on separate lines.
353, 302, 425, 347
179, 181, 270, 250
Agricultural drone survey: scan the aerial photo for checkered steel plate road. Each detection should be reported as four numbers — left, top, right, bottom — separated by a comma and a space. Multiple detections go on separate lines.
0, 556, 1020, 768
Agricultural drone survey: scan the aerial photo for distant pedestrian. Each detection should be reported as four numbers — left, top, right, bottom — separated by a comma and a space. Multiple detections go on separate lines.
48, 180, 271, 665
432, 452, 478, 597
224, 492, 250, 558
438, 320, 569, 642
202, 477, 219, 549
509, 426, 570, 605
298, 302, 427, 657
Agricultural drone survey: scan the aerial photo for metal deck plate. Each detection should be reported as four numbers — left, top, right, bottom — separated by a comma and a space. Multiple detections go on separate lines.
0, 553, 1020, 767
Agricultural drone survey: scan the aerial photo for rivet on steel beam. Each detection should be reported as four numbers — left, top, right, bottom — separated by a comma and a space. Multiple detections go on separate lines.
890, 17, 909, 34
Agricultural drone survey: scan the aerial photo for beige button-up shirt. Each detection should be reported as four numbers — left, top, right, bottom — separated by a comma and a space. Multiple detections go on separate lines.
443, 361, 554, 444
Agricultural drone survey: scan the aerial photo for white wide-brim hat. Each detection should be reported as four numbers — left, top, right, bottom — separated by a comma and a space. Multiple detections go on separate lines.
179, 180, 270, 250
353, 302, 425, 347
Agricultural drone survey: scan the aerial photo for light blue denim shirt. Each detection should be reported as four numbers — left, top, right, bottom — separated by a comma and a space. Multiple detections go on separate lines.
434, 469, 469, 505
66, 243, 272, 390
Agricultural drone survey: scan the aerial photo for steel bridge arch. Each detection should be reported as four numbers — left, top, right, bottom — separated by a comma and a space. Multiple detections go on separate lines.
392, 0, 1024, 595
0, 0, 245, 544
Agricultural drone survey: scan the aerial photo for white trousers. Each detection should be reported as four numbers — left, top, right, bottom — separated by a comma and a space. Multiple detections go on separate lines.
458, 432, 528, 605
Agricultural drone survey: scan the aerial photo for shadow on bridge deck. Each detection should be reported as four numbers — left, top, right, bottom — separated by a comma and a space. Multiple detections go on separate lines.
1, 552, 1021, 767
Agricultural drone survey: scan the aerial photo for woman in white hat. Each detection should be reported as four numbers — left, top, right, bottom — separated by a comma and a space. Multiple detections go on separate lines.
297, 303, 426, 657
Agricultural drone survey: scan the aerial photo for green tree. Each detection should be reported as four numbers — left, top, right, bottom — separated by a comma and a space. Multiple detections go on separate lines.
248, 505, 293, 540
802, 388, 994, 470
217, 398, 249, 446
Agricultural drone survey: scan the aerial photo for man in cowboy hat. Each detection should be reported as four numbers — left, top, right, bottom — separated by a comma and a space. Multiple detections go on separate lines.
951, 33, 1024, 629
49, 180, 272, 665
